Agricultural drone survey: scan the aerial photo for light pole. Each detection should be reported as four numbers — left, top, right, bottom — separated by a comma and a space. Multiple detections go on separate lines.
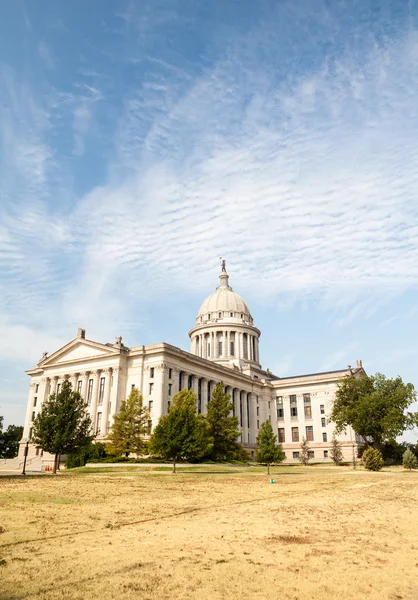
352, 443, 357, 470
21, 438, 30, 476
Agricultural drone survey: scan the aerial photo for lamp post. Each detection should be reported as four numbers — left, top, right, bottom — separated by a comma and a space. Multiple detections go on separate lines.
21, 438, 30, 476
352, 443, 357, 470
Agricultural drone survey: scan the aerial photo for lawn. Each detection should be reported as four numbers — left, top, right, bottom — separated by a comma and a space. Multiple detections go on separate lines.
0, 464, 417, 600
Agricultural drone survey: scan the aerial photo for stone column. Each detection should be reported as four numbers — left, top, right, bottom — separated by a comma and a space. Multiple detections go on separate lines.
239, 333, 244, 360
52, 376, 59, 395
240, 390, 246, 441
100, 368, 112, 436
43, 378, 51, 402
222, 330, 226, 357
247, 336, 251, 361
213, 332, 217, 358
109, 367, 121, 428
90, 370, 101, 434
81, 371, 90, 402
227, 331, 231, 358
201, 379, 208, 414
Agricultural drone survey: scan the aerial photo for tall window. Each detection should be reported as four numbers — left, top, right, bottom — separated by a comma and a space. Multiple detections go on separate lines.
293, 451, 299, 459
150, 367, 155, 379
324, 450, 328, 458
149, 383, 154, 394
148, 420, 152, 434
208, 313, 211, 319
33, 397, 37, 407
218, 341, 223, 356
57, 383, 61, 394
35, 384, 39, 393
87, 379, 93, 403
167, 401, 171, 412
277, 396, 284, 419
290, 395, 298, 419
179, 372, 183, 390
207, 343, 211, 357
278, 428, 285, 443
304, 405, 312, 418
77, 380, 82, 394
322, 432, 327, 442
188, 375, 193, 390
99, 377, 105, 403
131, 384, 136, 391
320, 404, 325, 414
230, 341, 235, 356
168, 383, 172, 396
292, 427, 299, 442
149, 400, 153, 412
257, 420, 260, 429
96, 412, 102, 434
32, 411, 35, 421
303, 393, 311, 403
306, 426, 314, 442
168, 368, 172, 379
230, 312, 233, 317
218, 312, 222, 318
321, 417, 326, 427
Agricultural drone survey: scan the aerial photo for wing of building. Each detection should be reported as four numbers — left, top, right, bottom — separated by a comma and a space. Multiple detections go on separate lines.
20, 267, 365, 468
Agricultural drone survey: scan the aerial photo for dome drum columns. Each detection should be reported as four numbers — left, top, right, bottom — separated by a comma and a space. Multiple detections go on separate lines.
189, 269, 261, 367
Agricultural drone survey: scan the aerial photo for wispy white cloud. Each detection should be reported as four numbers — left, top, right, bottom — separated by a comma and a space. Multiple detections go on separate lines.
2, 4, 418, 425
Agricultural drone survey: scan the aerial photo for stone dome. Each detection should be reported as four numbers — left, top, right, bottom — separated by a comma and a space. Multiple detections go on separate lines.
197, 271, 251, 319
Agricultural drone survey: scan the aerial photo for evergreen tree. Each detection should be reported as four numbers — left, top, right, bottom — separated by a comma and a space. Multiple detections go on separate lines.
107, 388, 149, 457
402, 448, 418, 471
206, 382, 240, 461
32, 380, 93, 473
330, 435, 344, 465
255, 420, 285, 474
299, 437, 311, 465
149, 389, 213, 473
362, 447, 384, 471
0, 417, 23, 459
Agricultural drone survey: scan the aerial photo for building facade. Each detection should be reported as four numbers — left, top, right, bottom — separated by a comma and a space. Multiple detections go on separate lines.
20, 267, 363, 467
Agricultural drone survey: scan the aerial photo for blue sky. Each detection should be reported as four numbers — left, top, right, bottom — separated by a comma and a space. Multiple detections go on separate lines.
1, 1, 418, 440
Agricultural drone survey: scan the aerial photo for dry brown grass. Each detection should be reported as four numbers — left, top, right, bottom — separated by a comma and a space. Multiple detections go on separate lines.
0, 465, 417, 600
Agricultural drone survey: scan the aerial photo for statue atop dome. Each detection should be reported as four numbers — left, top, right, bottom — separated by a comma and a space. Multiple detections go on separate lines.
220, 257, 227, 272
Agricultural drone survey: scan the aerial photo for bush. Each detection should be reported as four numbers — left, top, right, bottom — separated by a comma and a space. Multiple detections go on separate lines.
66, 442, 110, 468
362, 447, 384, 471
402, 448, 418, 471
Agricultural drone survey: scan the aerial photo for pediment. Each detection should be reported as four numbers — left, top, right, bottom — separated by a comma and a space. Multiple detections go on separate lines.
39, 338, 119, 367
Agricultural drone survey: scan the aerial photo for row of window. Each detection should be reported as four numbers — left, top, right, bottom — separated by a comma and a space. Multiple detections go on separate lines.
276, 426, 328, 443
291, 450, 329, 459
200, 311, 249, 321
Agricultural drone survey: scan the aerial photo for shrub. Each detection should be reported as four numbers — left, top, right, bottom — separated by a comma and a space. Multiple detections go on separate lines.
402, 448, 418, 471
362, 447, 384, 471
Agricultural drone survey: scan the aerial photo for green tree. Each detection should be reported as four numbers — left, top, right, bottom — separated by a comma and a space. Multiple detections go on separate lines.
32, 380, 93, 473
107, 388, 149, 457
330, 435, 343, 465
331, 373, 417, 448
0, 417, 23, 459
362, 447, 384, 471
299, 438, 311, 465
206, 382, 240, 461
255, 420, 285, 474
402, 448, 418, 471
149, 389, 213, 473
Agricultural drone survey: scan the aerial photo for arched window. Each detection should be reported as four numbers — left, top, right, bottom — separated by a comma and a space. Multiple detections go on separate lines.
218, 312, 222, 318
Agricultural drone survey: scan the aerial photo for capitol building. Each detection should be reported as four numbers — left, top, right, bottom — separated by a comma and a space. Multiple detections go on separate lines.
20, 265, 363, 466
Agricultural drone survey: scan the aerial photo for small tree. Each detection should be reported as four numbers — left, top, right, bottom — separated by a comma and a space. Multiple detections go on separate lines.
330, 435, 343, 465
32, 380, 93, 473
149, 389, 213, 473
0, 417, 24, 459
299, 438, 311, 465
107, 388, 149, 457
402, 448, 418, 471
255, 420, 285, 474
206, 382, 240, 461
362, 447, 384, 471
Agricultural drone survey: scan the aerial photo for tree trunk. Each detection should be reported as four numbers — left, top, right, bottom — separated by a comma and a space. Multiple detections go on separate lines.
267, 463, 270, 475
172, 459, 176, 474
53, 453, 58, 474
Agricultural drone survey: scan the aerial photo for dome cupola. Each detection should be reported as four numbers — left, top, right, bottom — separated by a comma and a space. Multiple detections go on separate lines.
189, 264, 261, 367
